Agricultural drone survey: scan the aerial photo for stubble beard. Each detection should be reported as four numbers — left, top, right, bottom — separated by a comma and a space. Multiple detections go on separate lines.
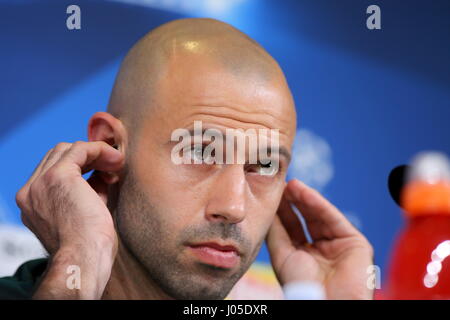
113, 166, 261, 299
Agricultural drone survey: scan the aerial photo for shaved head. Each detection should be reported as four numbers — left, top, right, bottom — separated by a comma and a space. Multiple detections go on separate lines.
99, 18, 297, 300
107, 18, 293, 143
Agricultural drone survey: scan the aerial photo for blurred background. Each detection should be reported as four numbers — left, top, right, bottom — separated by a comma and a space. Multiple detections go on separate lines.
0, 0, 449, 298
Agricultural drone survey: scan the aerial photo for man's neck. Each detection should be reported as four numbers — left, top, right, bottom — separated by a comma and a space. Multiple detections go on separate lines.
101, 240, 173, 300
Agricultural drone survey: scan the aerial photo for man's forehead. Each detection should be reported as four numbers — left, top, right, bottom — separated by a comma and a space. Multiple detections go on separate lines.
108, 18, 297, 145
153, 55, 296, 140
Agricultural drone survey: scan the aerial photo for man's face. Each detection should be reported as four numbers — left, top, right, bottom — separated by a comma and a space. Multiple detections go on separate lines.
115, 52, 296, 299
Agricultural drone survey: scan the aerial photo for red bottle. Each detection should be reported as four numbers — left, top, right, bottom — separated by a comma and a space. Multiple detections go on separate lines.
386, 152, 450, 299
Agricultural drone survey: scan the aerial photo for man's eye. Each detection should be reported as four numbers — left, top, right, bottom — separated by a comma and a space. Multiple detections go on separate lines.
183, 144, 213, 164
260, 161, 272, 168
192, 145, 204, 161
245, 160, 279, 176
258, 160, 278, 176
183, 144, 202, 162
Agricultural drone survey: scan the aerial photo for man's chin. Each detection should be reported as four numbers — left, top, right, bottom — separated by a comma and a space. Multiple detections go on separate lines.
164, 276, 235, 300
163, 262, 244, 300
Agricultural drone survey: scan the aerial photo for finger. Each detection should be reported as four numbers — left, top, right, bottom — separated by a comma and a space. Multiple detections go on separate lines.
19, 143, 72, 200
27, 149, 53, 182
39, 142, 72, 174
266, 214, 296, 265
286, 179, 357, 240
20, 148, 53, 195
277, 192, 308, 246
87, 170, 109, 204
57, 141, 124, 175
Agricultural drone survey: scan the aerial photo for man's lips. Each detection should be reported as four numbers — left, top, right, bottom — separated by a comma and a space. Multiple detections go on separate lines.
187, 242, 240, 269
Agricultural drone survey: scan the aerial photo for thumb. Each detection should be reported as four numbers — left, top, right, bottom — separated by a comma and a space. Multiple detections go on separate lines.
266, 214, 296, 270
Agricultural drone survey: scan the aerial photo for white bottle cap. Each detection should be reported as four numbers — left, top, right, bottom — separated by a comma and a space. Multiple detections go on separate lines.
407, 151, 450, 184
283, 281, 326, 300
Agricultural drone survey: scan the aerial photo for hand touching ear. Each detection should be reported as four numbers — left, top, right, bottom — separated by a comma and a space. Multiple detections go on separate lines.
16, 141, 124, 299
266, 179, 374, 300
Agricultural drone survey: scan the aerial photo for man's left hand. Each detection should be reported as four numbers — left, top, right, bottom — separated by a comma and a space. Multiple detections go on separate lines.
266, 179, 374, 300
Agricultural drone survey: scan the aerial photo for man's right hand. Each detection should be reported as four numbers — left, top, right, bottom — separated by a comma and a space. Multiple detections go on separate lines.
15, 141, 124, 299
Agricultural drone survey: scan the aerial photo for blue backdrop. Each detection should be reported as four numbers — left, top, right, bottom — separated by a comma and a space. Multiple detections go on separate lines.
0, 0, 449, 282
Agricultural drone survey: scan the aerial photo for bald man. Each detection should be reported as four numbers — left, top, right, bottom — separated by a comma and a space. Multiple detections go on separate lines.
0, 18, 373, 300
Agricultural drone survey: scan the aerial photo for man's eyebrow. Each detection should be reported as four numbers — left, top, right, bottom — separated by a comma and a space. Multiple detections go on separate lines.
187, 128, 206, 136
271, 146, 291, 163
179, 127, 291, 163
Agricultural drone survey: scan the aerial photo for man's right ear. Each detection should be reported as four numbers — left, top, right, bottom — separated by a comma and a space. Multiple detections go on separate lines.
88, 111, 127, 154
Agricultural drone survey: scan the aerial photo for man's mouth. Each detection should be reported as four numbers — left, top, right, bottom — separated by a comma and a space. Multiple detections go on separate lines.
186, 241, 240, 269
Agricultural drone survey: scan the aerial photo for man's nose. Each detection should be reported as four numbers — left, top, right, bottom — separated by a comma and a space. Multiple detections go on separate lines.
205, 165, 247, 224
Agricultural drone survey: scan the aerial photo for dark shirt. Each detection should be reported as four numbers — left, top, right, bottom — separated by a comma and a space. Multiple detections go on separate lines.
0, 258, 48, 299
